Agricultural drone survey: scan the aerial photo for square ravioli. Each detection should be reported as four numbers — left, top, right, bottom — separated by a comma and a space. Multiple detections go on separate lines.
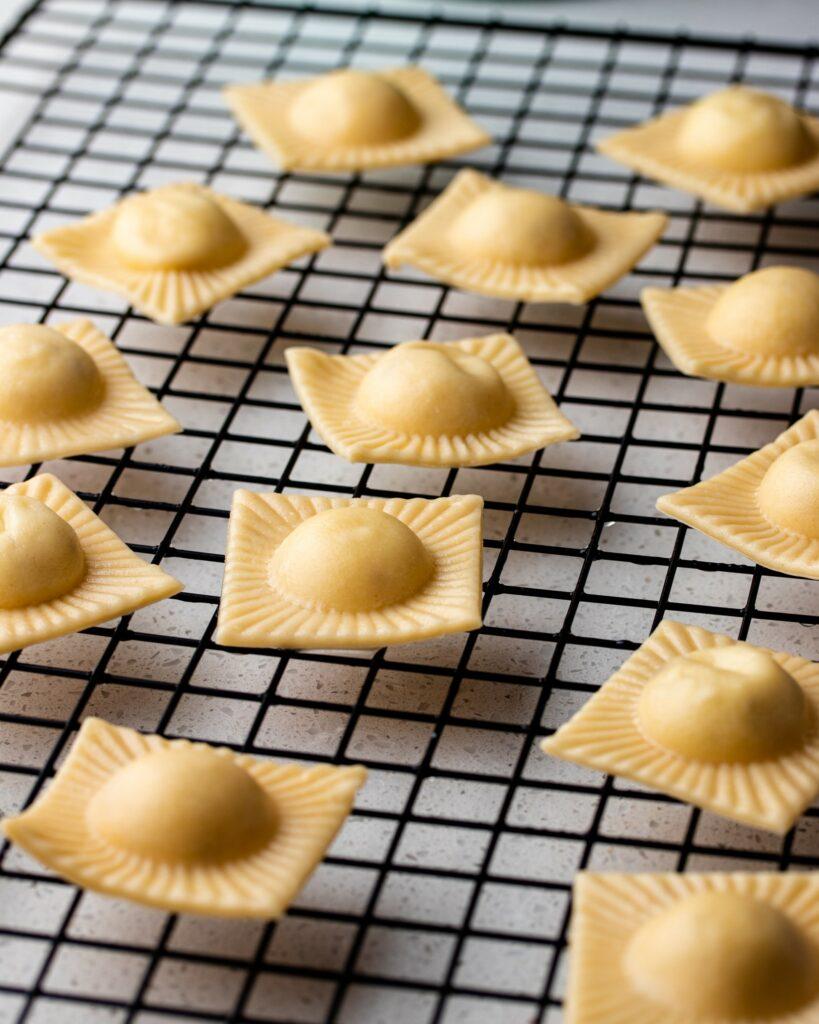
0, 474, 181, 654
597, 85, 819, 212
542, 620, 819, 833
224, 66, 490, 172
643, 265, 819, 387
217, 492, 483, 649
0, 319, 180, 466
657, 410, 819, 578
286, 333, 579, 467
33, 182, 330, 325
2, 717, 366, 918
382, 169, 667, 303
568, 871, 819, 1024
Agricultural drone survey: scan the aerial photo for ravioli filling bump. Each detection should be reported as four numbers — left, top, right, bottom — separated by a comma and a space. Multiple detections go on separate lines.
759, 438, 819, 539
0, 323, 103, 422
0, 494, 86, 609
291, 68, 421, 147
270, 505, 435, 613
625, 891, 816, 1019
677, 86, 811, 174
636, 644, 807, 763
448, 186, 592, 268
706, 266, 819, 357
355, 343, 515, 437
112, 184, 248, 271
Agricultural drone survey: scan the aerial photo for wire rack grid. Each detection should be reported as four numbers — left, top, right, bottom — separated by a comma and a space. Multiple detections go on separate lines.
1, 1, 819, 1022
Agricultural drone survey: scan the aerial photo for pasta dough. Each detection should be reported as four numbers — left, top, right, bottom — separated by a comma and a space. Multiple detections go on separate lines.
542, 620, 819, 832
568, 871, 819, 1023
0, 474, 181, 654
0, 319, 180, 466
383, 170, 667, 303
217, 493, 483, 649
224, 66, 490, 172
598, 86, 819, 212
2, 717, 366, 918
642, 266, 819, 386
285, 334, 579, 467
33, 182, 329, 325
657, 410, 819, 577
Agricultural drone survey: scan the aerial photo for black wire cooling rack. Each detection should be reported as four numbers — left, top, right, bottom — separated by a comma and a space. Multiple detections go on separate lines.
1, 1, 819, 1022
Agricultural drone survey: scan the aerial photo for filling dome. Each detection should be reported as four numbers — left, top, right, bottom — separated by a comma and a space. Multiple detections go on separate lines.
0, 494, 85, 609
759, 439, 819, 539
0, 324, 103, 422
270, 505, 434, 613
706, 266, 819, 357
625, 890, 817, 1019
290, 69, 421, 147
112, 184, 247, 271
449, 185, 591, 266
637, 643, 806, 762
86, 747, 275, 863
355, 342, 514, 437
676, 86, 811, 173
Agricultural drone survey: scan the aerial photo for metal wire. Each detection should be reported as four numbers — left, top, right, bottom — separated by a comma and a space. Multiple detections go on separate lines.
0, 1, 818, 1022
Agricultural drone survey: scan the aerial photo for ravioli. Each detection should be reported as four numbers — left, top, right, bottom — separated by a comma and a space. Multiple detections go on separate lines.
224, 66, 490, 172
286, 333, 579, 467
0, 319, 180, 466
542, 620, 819, 833
568, 871, 819, 1023
0, 474, 181, 654
598, 85, 819, 212
217, 493, 483, 649
657, 410, 819, 578
32, 182, 330, 325
382, 170, 667, 303
643, 265, 819, 387
2, 717, 366, 918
